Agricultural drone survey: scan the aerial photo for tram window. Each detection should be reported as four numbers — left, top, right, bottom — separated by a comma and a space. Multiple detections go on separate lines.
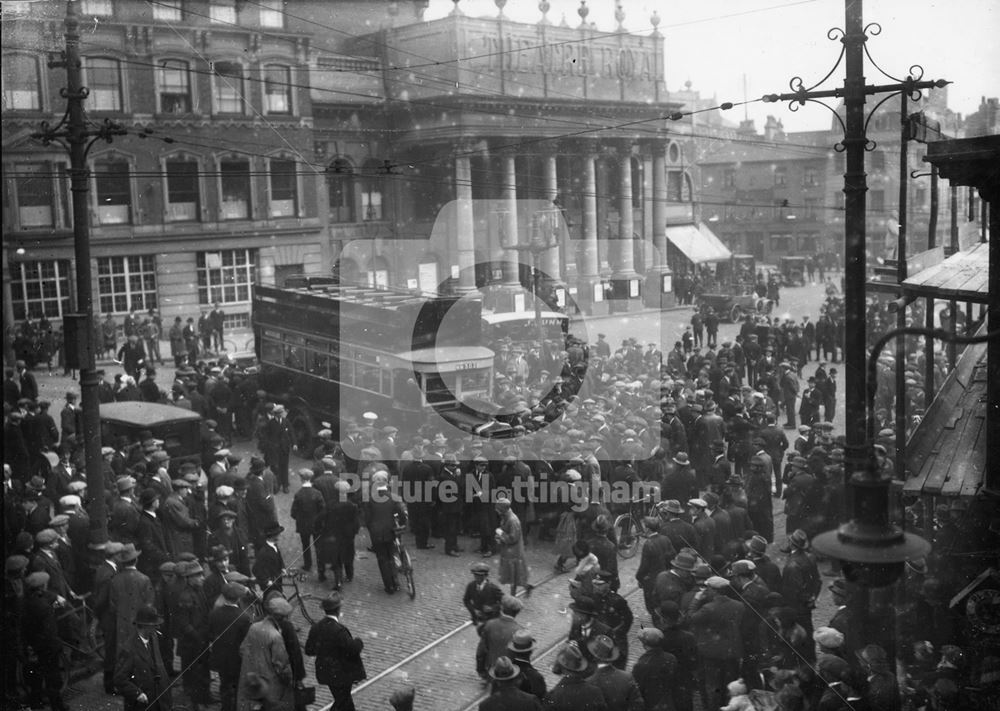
261, 337, 282, 363
423, 373, 455, 404
462, 369, 490, 393
357, 363, 380, 392
284, 346, 303, 370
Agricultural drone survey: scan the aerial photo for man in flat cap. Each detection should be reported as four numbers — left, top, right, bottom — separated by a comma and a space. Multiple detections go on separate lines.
92, 540, 124, 693
110, 475, 141, 545
109, 543, 154, 653
464, 562, 503, 629
632, 627, 676, 710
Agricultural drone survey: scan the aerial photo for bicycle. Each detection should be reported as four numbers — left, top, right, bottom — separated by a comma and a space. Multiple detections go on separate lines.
613, 485, 660, 559
281, 567, 321, 625
55, 592, 102, 690
392, 514, 416, 599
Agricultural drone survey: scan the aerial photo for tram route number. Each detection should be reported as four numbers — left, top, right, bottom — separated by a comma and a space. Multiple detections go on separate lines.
455, 362, 478, 371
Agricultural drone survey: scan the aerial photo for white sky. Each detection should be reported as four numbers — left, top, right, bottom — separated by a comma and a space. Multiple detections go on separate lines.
427, 0, 1000, 133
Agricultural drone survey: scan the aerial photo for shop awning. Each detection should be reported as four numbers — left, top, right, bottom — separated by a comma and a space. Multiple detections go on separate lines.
665, 223, 732, 264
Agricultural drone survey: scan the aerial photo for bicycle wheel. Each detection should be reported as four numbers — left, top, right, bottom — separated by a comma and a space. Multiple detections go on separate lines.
400, 549, 416, 599
613, 513, 640, 559
295, 593, 317, 625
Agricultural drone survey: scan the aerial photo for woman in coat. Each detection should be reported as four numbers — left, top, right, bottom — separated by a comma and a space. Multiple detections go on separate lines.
237, 597, 295, 711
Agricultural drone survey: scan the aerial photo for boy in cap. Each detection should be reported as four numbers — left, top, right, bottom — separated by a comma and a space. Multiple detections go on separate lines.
476, 595, 523, 681
688, 575, 746, 710
632, 627, 676, 710
464, 561, 503, 628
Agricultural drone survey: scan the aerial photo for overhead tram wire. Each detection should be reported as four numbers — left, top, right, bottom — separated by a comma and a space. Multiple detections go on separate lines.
133, 0, 841, 156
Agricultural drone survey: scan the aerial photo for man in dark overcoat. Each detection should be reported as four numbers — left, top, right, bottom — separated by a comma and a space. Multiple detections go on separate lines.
304, 592, 367, 711
634, 516, 676, 616
175, 560, 212, 706
208, 582, 252, 711
114, 605, 172, 711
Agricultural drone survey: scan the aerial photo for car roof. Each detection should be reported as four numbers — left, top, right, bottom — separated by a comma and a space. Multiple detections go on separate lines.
100, 402, 203, 427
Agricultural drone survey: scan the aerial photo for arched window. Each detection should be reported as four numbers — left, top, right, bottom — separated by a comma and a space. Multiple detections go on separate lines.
327, 158, 355, 223
2, 54, 42, 110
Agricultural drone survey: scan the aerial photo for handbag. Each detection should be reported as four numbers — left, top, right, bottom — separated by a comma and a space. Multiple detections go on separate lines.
294, 683, 317, 708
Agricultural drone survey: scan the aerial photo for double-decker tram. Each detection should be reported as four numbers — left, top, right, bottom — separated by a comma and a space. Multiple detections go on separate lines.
252, 281, 512, 450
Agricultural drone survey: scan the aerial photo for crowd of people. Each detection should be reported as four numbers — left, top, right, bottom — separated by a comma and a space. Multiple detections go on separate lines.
1, 280, 993, 711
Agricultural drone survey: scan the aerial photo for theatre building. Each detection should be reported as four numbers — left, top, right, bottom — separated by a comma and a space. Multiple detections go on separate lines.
3, 0, 704, 338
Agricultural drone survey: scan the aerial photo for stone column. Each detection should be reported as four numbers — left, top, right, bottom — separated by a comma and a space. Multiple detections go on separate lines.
614, 149, 637, 278
652, 147, 667, 266
454, 152, 477, 295
578, 149, 605, 314
542, 153, 562, 282
500, 153, 521, 287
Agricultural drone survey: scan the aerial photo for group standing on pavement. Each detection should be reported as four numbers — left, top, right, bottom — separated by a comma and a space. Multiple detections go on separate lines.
2, 280, 989, 711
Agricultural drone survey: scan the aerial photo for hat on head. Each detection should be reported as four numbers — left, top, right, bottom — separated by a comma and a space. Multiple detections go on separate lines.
180, 561, 205, 577
672, 452, 690, 466
671, 550, 698, 572
116, 476, 136, 493
642, 515, 661, 533
26, 476, 46, 493
731, 559, 757, 576
489, 656, 520, 682
814, 626, 845, 649
49, 514, 69, 528
25, 571, 51, 589
321, 592, 343, 612
706, 575, 730, 590
389, 687, 416, 709
554, 642, 590, 674
687, 498, 707, 509
214, 448, 230, 459
264, 524, 284, 538
5, 555, 30, 575
222, 582, 248, 602
67, 480, 88, 494
703, 491, 720, 508
115, 542, 140, 563
35, 528, 58, 545
470, 562, 490, 575
569, 597, 599, 616
134, 605, 164, 627
508, 630, 536, 655
101, 446, 115, 456
782, 529, 810, 552
171, 478, 191, 490
857, 644, 889, 668
747, 535, 768, 556
139, 488, 160, 507
266, 596, 293, 617
638, 628, 664, 646
215, 485, 235, 498
692, 563, 712, 581
209, 545, 231, 562
660, 499, 684, 515
587, 634, 620, 663
500, 595, 523, 615
158, 561, 176, 574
